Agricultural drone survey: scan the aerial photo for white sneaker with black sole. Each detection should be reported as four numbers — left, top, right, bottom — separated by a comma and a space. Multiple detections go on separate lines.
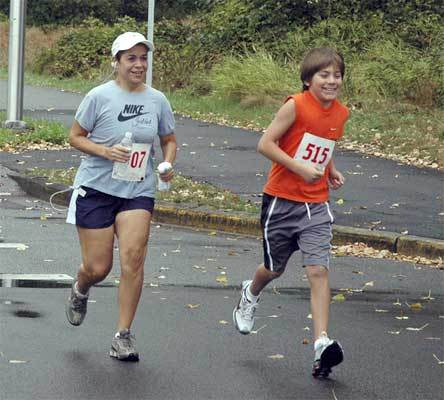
233, 280, 258, 335
312, 332, 343, 378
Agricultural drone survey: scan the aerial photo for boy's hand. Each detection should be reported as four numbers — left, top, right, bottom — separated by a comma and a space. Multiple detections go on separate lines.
295, 163, 324, 183
329, 169, 345, 189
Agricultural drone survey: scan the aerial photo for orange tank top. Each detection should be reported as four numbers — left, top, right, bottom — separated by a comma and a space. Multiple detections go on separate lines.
263, 91, 349, 203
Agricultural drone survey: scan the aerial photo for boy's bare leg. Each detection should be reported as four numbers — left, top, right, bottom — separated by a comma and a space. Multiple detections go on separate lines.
306, 265, 330, 339
250, 263, 283, 296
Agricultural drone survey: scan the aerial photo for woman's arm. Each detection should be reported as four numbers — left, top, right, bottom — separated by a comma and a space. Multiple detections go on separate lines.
159, 133, 177, 182
68, 121, 129, 163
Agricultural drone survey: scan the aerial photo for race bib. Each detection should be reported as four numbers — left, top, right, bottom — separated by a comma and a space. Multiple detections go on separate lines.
293, 132, 335, 169
112, 143, 152, 182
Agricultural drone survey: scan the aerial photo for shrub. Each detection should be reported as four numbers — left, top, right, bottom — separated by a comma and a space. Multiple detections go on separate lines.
0, 0, 120, 26
209, 50, 296, 103
33, 17, 140, 78
348, 39, 442, 107
153, 18, 219, 90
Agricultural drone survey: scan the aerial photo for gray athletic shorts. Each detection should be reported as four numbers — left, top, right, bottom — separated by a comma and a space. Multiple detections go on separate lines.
261, 193, 335, 272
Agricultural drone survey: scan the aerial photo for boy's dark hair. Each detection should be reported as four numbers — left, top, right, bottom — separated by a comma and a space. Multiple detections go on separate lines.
300, 48, 345, 91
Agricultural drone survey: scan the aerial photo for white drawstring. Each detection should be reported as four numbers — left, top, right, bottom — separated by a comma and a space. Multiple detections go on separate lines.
49, 187, 73, 212
305, 202, 311, 220
325, 202, 334, 223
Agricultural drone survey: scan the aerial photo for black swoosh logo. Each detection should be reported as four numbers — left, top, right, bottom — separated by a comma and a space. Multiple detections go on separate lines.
118, 111, 149, 122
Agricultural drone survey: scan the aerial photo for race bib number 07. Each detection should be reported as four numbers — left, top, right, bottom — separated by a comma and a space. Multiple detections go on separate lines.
112, 143, 151, 182
293, 132, 335, 169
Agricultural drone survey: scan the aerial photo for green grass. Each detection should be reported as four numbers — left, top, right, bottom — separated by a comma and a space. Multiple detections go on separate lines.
159, 174, 259, 212
25, 168, 260, 213
0, 68, 99, 94
166, 88, 278, 132
0, 112, 68, 147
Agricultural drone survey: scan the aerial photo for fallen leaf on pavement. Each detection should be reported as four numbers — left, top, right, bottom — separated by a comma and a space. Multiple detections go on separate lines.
268, 354, 284, 360
332, 243, 442, 266
332, 293, 346, 302
302, 338, 310, 344
406, 323, 429, 331
219, 320, 228, 325
251, 324, 267, 334
421, 290, 435, 300
186, 304, 200, 309
432, 354, 444, 365
216, 275, 228, 285
407, 302, 423, 310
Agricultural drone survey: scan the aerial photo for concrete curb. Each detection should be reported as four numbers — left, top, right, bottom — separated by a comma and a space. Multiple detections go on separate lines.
8, 172, 444, 260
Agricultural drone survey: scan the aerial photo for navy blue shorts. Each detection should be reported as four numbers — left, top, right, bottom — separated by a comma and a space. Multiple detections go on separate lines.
69, 186, 155, 229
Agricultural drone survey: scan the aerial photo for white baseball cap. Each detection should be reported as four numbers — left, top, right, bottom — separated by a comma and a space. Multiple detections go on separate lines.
111, 32, 154, 57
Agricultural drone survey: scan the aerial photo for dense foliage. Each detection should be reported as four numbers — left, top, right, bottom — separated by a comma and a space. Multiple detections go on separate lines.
21, 0, 444, 107
0, 0, 209, 26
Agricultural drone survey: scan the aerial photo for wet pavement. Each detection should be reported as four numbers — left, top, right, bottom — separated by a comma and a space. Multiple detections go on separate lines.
1, 164, 444, 400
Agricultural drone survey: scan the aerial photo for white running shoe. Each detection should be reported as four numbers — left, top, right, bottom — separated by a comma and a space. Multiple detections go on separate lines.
233, 280, 258, 335
312, 332, 343, 378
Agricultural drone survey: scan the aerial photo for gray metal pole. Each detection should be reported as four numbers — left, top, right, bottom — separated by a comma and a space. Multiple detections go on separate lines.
146, 0, 154, 86
4, 0, 27, 130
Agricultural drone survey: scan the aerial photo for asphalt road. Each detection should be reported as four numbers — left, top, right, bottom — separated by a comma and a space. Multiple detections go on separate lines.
0, 165, 443, 400
0, 80, 443, 240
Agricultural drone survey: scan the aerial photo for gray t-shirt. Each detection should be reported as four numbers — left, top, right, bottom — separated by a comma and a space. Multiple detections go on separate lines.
73, 80, 175, 198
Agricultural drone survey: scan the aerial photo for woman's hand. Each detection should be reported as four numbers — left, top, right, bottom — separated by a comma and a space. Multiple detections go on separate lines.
104, 144, 131, 163
159, 165, 174, 182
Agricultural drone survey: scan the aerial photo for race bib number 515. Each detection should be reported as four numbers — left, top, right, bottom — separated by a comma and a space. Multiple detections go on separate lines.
293, 132, 335, 169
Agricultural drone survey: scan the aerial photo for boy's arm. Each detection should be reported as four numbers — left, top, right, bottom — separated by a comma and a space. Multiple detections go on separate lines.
328, 158, 345, 189
257, 99, 323, 183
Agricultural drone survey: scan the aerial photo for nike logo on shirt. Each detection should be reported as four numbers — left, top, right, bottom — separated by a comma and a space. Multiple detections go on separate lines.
117, 104, 149, 122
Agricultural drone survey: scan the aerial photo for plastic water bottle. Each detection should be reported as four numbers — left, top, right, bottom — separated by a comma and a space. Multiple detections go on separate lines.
157, 161, 172, 191
112, 132, 133, 180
